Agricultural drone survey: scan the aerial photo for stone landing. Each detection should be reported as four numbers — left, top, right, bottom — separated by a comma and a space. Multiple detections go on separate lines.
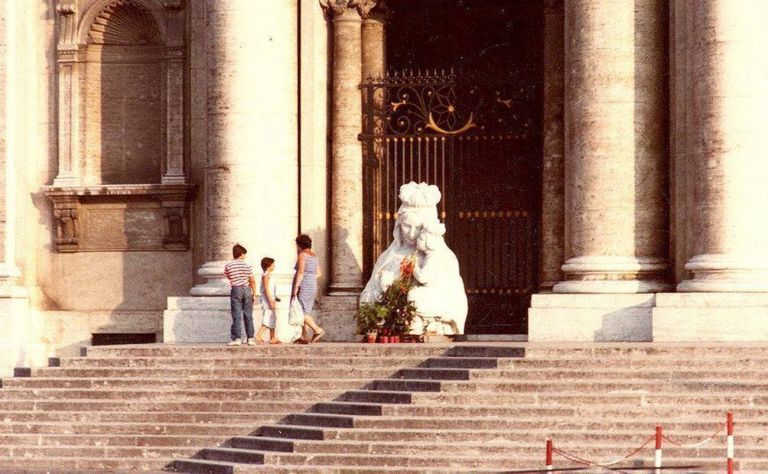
530, 292, 768, 342
653, 293, 768, 341
528, 293, 655, 342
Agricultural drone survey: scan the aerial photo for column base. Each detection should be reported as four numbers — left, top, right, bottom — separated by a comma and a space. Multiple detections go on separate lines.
555, 256, 671, 293
190, 261, 230, 296
678, 254, 768, 292
653, 292, 768, 341
528, 293, 655, 342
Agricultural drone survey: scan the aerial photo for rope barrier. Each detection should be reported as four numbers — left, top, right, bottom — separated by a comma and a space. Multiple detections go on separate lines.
551, 435, 655, 469
544, 412, 735, 471
661, 423, 725, 449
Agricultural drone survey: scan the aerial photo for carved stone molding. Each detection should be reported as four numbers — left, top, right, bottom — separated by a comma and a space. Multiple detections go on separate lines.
56, 0, 76, 15
43, 184, 197, 253
320, 0, 379, 18
51, 197, 81, 253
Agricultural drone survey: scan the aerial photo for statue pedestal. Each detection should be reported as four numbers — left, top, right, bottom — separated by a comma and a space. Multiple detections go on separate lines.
164, 271, 301, 343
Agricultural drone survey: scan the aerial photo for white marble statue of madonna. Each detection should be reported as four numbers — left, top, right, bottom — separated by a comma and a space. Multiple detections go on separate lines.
409, 221, 468, 335
360, 181, 468, 336
360, 182, 441, 304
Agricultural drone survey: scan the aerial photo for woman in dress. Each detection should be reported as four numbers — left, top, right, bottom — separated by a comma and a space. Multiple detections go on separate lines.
292, 234, 325, 344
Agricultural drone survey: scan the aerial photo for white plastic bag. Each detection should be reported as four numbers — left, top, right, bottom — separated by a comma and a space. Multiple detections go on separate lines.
289, 297, 305, 326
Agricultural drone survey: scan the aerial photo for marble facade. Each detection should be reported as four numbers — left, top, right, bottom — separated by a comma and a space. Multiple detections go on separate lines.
1, 0, 768, 375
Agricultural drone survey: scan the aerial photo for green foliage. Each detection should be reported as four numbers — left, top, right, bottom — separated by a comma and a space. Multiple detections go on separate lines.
356, 302, 388, 335
380, 275, 419, 334
356, 254, 421, 335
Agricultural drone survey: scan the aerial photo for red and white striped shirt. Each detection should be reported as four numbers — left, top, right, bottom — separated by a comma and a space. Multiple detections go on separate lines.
224, 260, 253, 287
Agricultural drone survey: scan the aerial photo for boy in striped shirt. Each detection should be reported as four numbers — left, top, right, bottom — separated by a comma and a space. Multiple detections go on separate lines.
224, 244, 257, 346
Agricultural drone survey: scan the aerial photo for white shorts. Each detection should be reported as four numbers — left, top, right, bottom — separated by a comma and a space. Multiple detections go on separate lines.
261, 307, 276, 329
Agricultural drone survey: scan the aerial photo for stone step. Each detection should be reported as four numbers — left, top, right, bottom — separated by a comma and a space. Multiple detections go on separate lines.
308, 402, 766, 419
520, 343, 768, 358
497, 356, 768, 369
58, 356, 428, 369
30, 367, 403, 379
0, 388, 353, 402
311, 401, 384, 416
338, 390, 413, 404
174, 461, 472, 474
1, 377, 371, 391
0, 399, 314, 413
223, 437, 768, 459
0, 457, 174, 470
411, 379, 768, 393
421, 357, 499, 369
193, 448, 740, 470
0, 421, 258, 436
82, 344, 463, 359
0, 410, 286, 424
468, 368, 768, 381
260, 425, 767, 445
0, 433, 231, 447
409, 391, 768, 406
0, 444, 199, 458
344, 415, 768, 431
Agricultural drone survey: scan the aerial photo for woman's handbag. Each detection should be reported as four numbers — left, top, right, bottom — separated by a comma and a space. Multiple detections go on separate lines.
289, 297, 305, 326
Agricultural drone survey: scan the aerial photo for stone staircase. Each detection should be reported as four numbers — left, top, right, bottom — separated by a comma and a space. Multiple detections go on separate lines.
0, 343, 766, 472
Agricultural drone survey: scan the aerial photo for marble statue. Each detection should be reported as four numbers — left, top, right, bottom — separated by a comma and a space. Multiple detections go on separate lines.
409, 222, 468, 335
360, 181, 468, 335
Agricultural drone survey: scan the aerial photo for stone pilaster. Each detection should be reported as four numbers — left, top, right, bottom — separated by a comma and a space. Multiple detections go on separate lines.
191, 0, 299, 295
0, 0, 31, 377
677, 0, 768, 292
161, 4, 186, 185
322, 0, 372, 294
538, 0, 564, 291
554, 0, 669, 294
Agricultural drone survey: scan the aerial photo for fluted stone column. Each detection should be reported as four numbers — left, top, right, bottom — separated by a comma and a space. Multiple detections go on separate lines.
554, 0, 669, 293
191, 0, 299, 295
677, 0, 768, 292
361, 4, 385, 81
323, 0, 373, 294
539, 0, 565, 291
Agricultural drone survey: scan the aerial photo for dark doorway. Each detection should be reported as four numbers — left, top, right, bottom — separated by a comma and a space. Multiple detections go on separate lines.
365, 0, 543, 334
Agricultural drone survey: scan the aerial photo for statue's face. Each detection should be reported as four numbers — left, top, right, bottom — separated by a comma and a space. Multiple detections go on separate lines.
398, 212, 422, 246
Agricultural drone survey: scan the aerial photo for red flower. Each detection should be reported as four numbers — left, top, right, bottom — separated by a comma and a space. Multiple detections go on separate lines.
400, 255, 415, 276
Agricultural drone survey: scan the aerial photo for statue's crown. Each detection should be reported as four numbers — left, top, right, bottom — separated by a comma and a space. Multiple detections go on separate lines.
399, 182, 441, 208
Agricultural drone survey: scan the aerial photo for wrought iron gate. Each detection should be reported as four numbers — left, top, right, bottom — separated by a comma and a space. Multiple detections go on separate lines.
361, 68, 541, 334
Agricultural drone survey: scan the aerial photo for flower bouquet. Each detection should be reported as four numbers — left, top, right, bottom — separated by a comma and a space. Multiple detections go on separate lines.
356, 253, 420, 342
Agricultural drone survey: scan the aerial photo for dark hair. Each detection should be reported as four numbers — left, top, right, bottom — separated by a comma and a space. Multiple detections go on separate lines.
295, 234, 312, 250
261, 257, 275, 271
232, 243, 247, 259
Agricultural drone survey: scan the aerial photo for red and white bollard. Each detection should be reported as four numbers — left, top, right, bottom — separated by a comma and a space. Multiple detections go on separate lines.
546, 438, 553, 471
655, 425, 663, 474
727, 411, 734, 474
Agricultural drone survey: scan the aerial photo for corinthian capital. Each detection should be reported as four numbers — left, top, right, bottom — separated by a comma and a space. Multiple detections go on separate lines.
320, 0, 379, 18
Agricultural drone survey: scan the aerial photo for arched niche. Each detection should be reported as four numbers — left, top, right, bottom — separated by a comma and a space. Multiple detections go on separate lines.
86, 1, 164, 184
45, 0, 194, 253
